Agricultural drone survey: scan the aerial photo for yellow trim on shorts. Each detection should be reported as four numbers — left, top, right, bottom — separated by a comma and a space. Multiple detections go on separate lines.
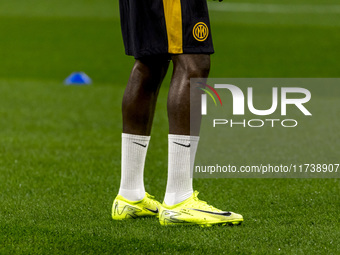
162, 0, 183, 54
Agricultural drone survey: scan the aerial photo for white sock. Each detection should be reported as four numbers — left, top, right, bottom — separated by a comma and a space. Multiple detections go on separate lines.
164, 135, 200, 206
118, 133, 150, 201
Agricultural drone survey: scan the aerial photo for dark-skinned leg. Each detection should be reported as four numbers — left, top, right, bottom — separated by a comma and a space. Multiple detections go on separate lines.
164, 54, 210, 206
122, 56, 170, 136
168, 54, 210, 135
119, 55, 170, 201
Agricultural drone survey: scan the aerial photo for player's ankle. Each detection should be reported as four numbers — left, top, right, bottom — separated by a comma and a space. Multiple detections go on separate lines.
164, 190, 193, 206
118, 188, 145, 201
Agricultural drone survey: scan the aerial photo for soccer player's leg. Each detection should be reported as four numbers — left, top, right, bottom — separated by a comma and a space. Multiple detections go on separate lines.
112, 56, 170, 220
160, 54, 243, 226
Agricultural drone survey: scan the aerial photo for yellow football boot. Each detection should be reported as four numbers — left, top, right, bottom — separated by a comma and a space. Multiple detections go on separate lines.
159, 191, 243, 226
112, 193, 160, 220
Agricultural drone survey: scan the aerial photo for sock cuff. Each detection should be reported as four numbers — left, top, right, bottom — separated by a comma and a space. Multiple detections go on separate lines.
168, 134, 199, 142
122, 133, 150, 141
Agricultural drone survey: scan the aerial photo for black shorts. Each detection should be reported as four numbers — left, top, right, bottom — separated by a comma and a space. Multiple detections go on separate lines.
119, 0, 214, 59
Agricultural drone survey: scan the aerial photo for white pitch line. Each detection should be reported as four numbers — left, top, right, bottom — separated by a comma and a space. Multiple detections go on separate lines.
208, 2, 340, 14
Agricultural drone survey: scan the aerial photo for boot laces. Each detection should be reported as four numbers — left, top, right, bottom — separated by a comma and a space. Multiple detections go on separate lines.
192, 191, 219, 211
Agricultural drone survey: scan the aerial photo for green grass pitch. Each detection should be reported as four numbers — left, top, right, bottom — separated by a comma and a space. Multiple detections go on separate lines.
0, 0, 339, 254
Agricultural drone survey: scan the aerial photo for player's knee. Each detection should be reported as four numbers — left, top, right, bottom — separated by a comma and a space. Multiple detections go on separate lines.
188, 62, 210, 78
133, 57, 169, 83
196, 56, 211, 77
175, 55, 211, 79
132, 60, 152, 80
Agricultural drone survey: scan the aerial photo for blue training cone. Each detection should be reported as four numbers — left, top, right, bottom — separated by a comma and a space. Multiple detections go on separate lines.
64, 72, 92, 85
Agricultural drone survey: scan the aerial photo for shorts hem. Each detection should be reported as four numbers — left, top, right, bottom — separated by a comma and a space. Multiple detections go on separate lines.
126, 48, 214, 58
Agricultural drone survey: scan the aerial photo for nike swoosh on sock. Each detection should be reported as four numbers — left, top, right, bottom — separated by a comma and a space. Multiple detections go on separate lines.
173, 142, 190, 148
133, 142, 147, 147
